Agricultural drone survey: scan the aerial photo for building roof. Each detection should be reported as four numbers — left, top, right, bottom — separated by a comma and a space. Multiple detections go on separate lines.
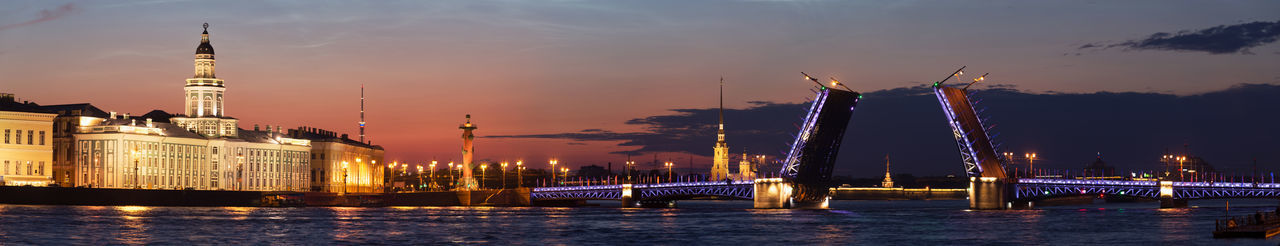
288, 126, 383, 150
0, 97, 53, 114
38, 103, 111, 118
140, 110, 174, 123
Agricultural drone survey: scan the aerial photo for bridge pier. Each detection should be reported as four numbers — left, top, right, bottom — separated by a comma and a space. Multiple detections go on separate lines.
754, 178, 792, 209
969, 177, 1010, 210
1158, 181, 1187, 208
620, 184, 637, 208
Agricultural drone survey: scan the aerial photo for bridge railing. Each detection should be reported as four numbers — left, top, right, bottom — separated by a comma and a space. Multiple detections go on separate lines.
531, 181, 756, 193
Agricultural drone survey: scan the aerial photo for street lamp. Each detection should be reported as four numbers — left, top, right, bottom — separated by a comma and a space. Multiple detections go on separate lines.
561, 167, 569, 186
1024, 153, 1037, 177
516, 161, 524, 188
664, 161, 674, 182
131, 149, 141, 189
448, 162, 455, 189
625, 160, 635, 183
416, 165, 424, 191
1177, 156, 1187, 181
429, 161, 437, 191
501, 162, 509, 189
550, 159, 558, 187
341, 161, 349, 195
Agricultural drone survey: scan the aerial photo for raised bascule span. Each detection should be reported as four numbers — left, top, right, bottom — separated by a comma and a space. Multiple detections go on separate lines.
530, 77, 860, 208
932, 67, 1280, 209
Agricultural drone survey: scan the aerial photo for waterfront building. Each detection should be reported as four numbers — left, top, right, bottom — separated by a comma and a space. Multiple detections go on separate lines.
288, 126, 385, 193
41, 103, 110, 187
0, 94, 56, 186
710, 79, 730, 181
34, 24, 312, 191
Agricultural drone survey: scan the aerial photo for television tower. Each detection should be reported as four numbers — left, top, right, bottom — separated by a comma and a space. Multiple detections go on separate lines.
359, 84, 366, 143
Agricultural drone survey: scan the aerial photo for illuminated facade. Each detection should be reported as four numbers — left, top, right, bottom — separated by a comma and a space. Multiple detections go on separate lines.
290, 127, 385, 193
710, 80, 730, 181
0, 94, 56, 186
736, 153, 755, 181
170, 23, 238, 138
39, 24, 313, 191
881, 155, 894, 188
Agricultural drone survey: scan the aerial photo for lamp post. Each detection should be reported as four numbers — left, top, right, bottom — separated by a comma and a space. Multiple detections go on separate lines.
561, 167, 569, 186
1024, 153, 1037, 177
1177, 156, 1187, 181
501, 162, 508, 189
625, 160, 635, 183
416, 165, 424, 191
448, 162, 455, 190
236, 154, 244, 191
550, 159, 558, 187
516, 161, 523, 188
514, 160, 524, 187
341, 161, 349, 195
664, 161, 673, 182
131, 149, 141, 189
429, 161, 437, 191
481, 164, 490, 189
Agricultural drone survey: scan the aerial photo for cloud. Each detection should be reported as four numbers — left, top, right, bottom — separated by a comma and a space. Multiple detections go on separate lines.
1082, 20, 1280, 54
0, 3, 75, 32
488, 83, 1280, 177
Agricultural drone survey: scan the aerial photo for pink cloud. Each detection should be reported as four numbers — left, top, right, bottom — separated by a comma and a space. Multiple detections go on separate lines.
0, 3, 75, 31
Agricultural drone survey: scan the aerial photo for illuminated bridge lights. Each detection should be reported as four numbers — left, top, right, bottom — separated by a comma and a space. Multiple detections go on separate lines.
1012, 178, 1280, 200
531, 181, 757, 201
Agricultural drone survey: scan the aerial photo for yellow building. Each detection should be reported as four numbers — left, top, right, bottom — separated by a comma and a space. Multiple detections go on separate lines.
289, 127, 385, 194
0, 93, 57, 186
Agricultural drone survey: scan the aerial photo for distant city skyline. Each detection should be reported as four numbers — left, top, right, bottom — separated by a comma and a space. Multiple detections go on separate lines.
2, 1, 1278, 176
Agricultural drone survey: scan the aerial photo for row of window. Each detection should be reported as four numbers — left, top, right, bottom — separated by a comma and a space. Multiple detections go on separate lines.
2, 160, 45, 176
3, 129, 45, 145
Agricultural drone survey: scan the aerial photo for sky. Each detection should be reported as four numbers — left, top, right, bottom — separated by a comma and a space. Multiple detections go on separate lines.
2, 1, 1278, 177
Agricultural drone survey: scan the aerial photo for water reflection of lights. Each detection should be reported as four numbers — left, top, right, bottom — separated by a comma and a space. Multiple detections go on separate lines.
224, 206, 255, 220
117, 206, 149, 213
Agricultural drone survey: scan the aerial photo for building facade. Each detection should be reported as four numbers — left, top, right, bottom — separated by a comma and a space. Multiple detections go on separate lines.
0, 94, 56, 186
43, 24, 312, 191
290, 127, 384, 194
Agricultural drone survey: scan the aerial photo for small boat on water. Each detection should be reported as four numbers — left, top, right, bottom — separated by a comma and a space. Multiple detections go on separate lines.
1214, 209, 1280, 238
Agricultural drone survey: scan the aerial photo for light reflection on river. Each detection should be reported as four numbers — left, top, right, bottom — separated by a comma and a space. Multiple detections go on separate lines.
0, 199, 1277, 245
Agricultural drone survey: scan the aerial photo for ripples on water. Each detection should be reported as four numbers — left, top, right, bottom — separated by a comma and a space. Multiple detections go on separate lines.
1, 199, 1277, 245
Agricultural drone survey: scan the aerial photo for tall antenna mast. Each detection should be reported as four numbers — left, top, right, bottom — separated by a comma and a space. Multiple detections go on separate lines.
359, 84, 366, 143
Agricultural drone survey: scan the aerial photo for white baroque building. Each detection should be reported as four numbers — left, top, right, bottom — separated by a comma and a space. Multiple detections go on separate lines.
50, 24, 314, 191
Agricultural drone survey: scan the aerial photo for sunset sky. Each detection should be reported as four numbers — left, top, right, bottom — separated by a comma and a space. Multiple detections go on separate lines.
3, 1, 1278, 176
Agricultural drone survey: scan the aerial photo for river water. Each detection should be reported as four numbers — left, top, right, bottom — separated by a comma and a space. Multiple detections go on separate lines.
0, 199, 1275, 245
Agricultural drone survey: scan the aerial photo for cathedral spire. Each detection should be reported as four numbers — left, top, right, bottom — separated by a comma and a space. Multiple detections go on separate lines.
717, 77, 725, 142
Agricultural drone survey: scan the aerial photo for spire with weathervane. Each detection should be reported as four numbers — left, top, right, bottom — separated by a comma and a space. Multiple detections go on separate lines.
710, 77, 730, 181
882, 154, 895, 188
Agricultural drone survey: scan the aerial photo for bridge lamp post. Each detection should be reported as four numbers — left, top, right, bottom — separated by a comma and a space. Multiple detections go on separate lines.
429, 161, 437, 191
664, 161, 674, 182
625, 160, 635, 183
501, 162, 508, 189
561, 167, 569, 186
1177, 156, 1186, 181
1024, 153, 1037, 177
550, 159, 558, 187
1161, 155, 1172, 179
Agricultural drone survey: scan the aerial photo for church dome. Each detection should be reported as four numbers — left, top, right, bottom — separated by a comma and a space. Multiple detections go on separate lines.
195, 23, 214, 55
